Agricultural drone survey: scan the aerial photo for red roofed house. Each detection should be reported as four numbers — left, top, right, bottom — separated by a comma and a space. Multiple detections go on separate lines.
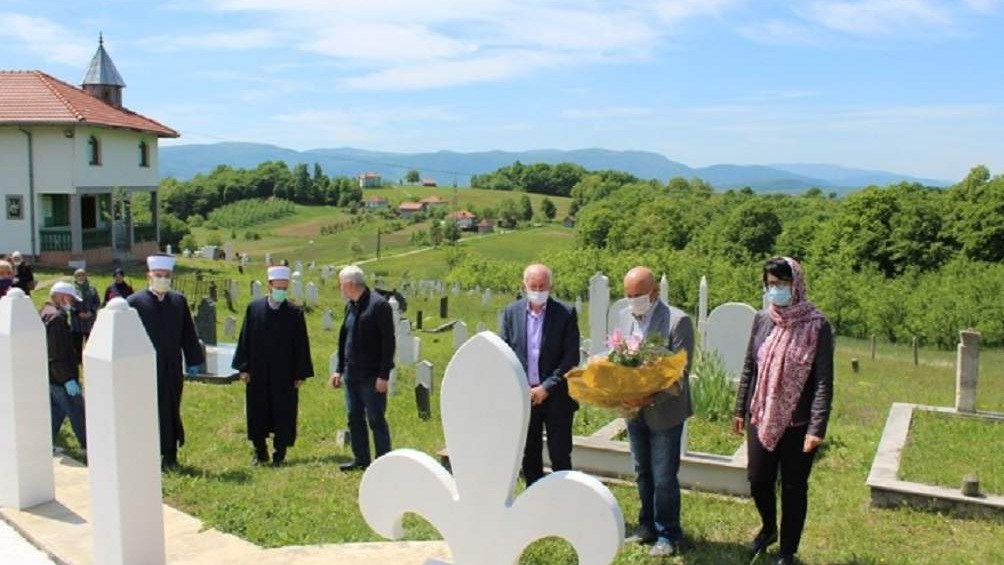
363, 195, 389, 210
448, 210, 478, 231
358, 172, 382, 188
397, 201, 427, 219
1, 35, 178, 267
421, 178, 438, 187
418, 195, 448, 208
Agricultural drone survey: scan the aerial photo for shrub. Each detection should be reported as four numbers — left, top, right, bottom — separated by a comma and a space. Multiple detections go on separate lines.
691, 349, 735, 422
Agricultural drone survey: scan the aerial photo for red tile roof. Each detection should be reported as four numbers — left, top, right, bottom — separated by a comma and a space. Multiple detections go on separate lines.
398, 202, 426, 211
449, 210, 476, 220
0, 71, 178, 137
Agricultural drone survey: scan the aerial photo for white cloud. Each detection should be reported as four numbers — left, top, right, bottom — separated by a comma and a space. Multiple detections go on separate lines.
797, 0, 952, 35
198, 0, 741, 90
139, 29, 277, 52
738, 19, 823, 45
561, 106, 654, 119
963, 0, 1003, 13
0, 12, 93, 67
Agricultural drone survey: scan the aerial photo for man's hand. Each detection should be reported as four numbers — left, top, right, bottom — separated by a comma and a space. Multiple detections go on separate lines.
239, 372, 250, 383
732, 416, 745, 436
803, 434, 823, 453
375, 378, 389, 394
622, 394, 654, 409
293, 380, 304, 389
529, 386, 549, 406
329, 373, 342, 388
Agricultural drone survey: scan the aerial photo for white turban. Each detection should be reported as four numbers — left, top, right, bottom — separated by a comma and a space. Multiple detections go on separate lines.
268, 266, 291, 281
147, 254, 175, 271
50, 281, 81, 301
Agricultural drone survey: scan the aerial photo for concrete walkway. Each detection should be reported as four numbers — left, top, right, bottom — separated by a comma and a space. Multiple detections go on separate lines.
0, 518, 56, 565
0, 456, 451, 565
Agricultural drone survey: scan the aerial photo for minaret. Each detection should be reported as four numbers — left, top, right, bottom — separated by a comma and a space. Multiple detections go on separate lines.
81, 33, 126, 107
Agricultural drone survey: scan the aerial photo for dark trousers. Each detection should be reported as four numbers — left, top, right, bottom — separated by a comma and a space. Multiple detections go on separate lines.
627, 419, 684, 543
522, 399, 574, 486
71, 332, 88, 365
747, 424, 816, 556
345, 373, 391, 466
50, 383, 86, 449
253, 436, 287, 461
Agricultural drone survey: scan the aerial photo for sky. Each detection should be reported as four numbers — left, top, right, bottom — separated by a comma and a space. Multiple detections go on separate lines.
1, 0, 1002, 181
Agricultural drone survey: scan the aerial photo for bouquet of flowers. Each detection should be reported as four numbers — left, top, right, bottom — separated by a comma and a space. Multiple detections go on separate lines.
565, 330, 688, 416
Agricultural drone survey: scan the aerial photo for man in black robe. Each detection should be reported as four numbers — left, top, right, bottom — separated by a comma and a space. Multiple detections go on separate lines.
232, 265, 314, 466
128, 253, 204, 469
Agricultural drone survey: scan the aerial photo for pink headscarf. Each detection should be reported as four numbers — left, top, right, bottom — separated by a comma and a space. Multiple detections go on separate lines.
750, 257, 825, 452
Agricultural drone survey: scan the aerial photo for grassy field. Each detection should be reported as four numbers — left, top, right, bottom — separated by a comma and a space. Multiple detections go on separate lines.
899, 410, 1004, 496
27, 201, 1004, 564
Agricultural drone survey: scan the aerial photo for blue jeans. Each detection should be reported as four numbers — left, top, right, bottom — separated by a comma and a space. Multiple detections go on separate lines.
344, 373, 391, 466
50, 383, 87, 449
627, 419, 684, 542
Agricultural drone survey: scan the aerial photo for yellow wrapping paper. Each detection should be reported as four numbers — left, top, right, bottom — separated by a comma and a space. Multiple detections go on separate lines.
565, 350, 689, 408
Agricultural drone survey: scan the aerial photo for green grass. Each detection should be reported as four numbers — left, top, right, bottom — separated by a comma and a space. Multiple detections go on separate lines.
29, 221, 1004, 564
899, 410, 1004, 496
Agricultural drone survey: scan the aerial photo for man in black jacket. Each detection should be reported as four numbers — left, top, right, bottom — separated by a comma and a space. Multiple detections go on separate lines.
43, 281, 87, 453
499, 263, 580, 485
329, 265, 395, 472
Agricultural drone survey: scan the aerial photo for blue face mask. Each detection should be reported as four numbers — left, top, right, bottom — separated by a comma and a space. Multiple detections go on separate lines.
767, 285, 793, 307
271, 289, 288, 303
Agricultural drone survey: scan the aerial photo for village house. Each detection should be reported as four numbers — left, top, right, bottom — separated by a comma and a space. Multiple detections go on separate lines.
363, 195, 389, 210
448, 210, 478, 231
0, 36, 178, 267
358, 172, 382, 188
397, 201, 427, 219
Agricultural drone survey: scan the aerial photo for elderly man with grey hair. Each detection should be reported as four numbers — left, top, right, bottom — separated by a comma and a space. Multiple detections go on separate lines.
499, 263, 581, 485
329, 265, 396, 472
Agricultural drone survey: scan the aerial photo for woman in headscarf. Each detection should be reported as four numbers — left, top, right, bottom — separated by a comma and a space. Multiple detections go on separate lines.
70, 269, 101, 364
732, 257, 833, 565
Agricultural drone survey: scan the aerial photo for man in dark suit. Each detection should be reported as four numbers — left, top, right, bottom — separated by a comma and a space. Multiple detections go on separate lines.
329, 265, 395, 472
499, 263, 581, 486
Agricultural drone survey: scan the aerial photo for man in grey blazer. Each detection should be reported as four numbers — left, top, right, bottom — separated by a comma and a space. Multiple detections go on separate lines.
617, 266, 694, 557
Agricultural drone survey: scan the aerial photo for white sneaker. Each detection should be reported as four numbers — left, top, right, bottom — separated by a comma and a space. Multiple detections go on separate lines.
649, 539, 676, 557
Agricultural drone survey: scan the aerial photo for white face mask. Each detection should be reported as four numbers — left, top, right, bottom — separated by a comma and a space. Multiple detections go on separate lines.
150, 276, 171, 294
627, 294, 652, 316
526, 290, 549, 305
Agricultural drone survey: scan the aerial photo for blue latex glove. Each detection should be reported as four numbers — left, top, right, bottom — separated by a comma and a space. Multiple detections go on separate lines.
186, 364, 205, 377
64, 380, 82, 397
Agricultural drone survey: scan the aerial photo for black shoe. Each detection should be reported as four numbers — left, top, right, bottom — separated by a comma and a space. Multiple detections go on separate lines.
776, 555, 796, 565
626, 524, 657, 544
339, 461, 368, 472
272, 447, 287, 466
162, 457, 180, 471
751, 528, 778, 554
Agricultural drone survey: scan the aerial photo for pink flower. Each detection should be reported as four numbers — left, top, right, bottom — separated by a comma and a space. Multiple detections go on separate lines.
626, 335, 642, 352
607, 330, 625, 350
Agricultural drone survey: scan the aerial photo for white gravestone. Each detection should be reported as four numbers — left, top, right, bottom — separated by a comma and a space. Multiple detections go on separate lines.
412, 336, 422, 366
704, 302, 757, 381
224, 241, 234, 262
698, 276, 709, 345
229, 280, 240, 302
606, 298, 630, 344
575, 296, 583, 317
453, 321, 468, 351
359, 332, 624, 565
306, 282, 319, 307
252, 280, 264, 301
265, 253, 272, 266
165, 244, 173, 255
482, 289, 493, 306
183, 249, 192, 258
224, 316, 237, 339
83, 298, 165, 565
397, 320, 414, 364
388, 297, 401, 328
202, 246, 216, 260
294, 261, 304, 275
0, 289, 55, 509
955, 330, 981, 413
323, 309, 334, 331
291, 278, 304, 303
588, 273, 610, 355
452, 283, 461, 296
659, 274, 669, 305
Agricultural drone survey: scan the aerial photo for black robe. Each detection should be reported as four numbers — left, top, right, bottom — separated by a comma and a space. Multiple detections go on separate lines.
232, 298, 314, 446
128, 289, 204, 454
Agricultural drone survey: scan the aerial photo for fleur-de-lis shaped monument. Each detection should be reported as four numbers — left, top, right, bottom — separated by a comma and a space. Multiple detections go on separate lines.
359, 332, 625, 565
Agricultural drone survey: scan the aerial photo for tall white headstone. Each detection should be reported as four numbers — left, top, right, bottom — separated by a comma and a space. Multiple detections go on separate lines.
165, 244, 173, 256
453, 321, 468, 351
482, 288, 493, 306
252, 280, 264, 301
659, 274, 669, 305
291, 278, 304, 302
588, 273, 610, 355
388, 297, 401, 328
83, 298, 165, 565
224, 241, 234, 262
0, 289, 55, 509
323, 308, 334, 331
306, 282, 319, 307
294, 261, 304, 275
704, 302, 757, 381
955, 330, 981, 413
358, 332, 625, 565
698, 276, 709, 345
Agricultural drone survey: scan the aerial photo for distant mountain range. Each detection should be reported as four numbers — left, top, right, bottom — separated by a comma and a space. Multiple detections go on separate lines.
160, 143, 950, 193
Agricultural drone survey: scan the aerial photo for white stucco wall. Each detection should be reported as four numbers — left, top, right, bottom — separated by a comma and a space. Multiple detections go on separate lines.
75, 127, 159, 190
0, 127, 32, 254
